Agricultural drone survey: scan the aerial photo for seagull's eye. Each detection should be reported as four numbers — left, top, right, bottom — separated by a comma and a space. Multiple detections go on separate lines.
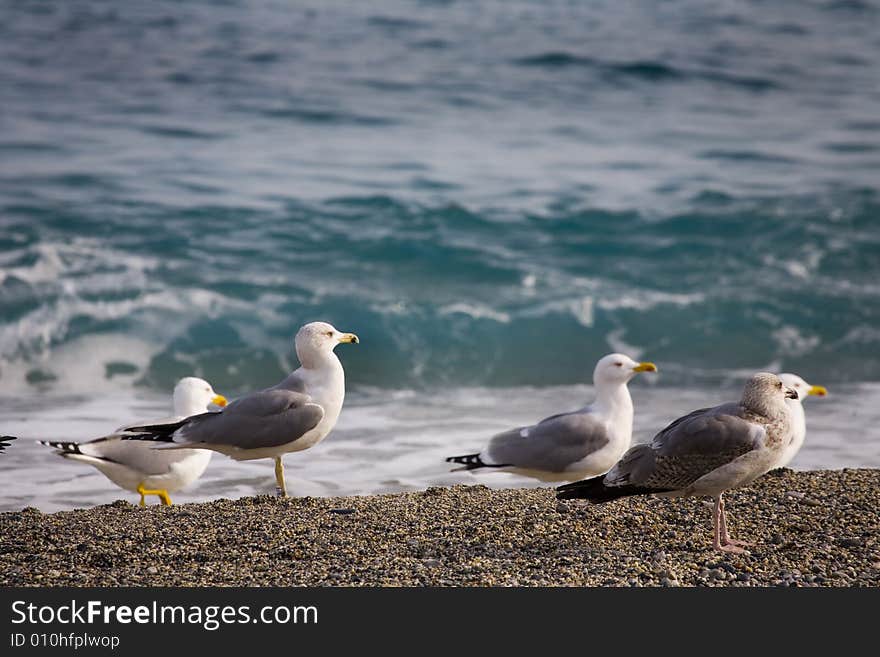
326, 331, 334, 337
777, 381, 783, 388
614, 362, 623, 367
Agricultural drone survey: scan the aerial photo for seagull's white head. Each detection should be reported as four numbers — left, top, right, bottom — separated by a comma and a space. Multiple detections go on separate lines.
173, 377, 227, 417
295, 321, 359, 368
742, 372, 797, 417
593, 353, 658, 387
778, 373, 827, 403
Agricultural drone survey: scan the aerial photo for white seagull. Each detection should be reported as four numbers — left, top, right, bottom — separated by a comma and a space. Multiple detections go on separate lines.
446, 353, 657, 482
40, 377, 227, 506
557, 372, 797, 553
123, 321, 358, 497
775, 373, 827, 468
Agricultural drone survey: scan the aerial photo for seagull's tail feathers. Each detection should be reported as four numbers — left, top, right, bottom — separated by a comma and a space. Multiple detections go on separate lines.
445, 453, 506, 472
39, 439, 83, 455
119, 420, 188, 443
0, 435, 18, 452
556, 477, 662, 503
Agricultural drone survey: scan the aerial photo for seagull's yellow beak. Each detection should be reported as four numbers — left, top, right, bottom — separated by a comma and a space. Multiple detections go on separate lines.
211, 394, 228, 407
633, 362, 658, 373
338, 332, 359, 344
808, 385, 827, 397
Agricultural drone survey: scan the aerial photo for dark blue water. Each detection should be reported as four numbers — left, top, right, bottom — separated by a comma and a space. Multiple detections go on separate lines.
1, 1, 879, 509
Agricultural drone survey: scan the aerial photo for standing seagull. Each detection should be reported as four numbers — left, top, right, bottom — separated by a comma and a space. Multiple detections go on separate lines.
775, 373, 827, 468
446, 354, 657, 482
39, 377, 227, 506
124, 321, 358, 497
557, 373, 797, 553
0, 436, 16, 453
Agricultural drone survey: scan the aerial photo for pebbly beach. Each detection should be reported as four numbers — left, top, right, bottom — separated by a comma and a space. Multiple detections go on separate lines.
1, 468, 877, 587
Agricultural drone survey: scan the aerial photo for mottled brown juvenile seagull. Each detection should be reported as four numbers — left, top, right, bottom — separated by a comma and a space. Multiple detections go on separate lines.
557, 372, 797, 553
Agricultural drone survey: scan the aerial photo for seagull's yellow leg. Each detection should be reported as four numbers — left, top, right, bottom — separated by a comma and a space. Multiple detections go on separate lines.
137, 483, 173, 507
137, 483, 149, 506
274, 457, 287, 498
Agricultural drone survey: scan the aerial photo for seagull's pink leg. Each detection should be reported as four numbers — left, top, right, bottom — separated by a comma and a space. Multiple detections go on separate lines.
712, 494, 748, 554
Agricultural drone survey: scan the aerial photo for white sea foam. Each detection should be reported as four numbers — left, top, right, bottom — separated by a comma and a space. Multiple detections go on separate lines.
772, 325, 821, 357
0, 288, 231, 362
605, 328, 644, 360
569, 296, 595, 327
0, 334, 159, 394
761, 249, 823, 280
518, 295, 594, 327
0, 240, 159, 287
596, 290, 705, 311
438, 302, 511, 323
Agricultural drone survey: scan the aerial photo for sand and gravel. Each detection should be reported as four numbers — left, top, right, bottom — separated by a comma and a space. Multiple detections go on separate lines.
1, 468, 877, 587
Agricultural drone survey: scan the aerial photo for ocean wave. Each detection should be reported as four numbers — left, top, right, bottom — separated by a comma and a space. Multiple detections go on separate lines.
0, 192, 877, 391
0, 0, 878, 392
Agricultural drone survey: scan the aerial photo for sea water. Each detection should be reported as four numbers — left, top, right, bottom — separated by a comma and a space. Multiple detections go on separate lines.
1, 1, 878, 511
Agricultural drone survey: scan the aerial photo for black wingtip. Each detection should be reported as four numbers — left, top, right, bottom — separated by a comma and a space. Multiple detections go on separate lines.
556, 476, 621, 502
445, 453, 490, 470
39, 440, 83, 455
122, 413, 209, 440
0, 435, 17, 452
557, 478, 668, 503
122, 422, 183, 435
119, 432, 176, 443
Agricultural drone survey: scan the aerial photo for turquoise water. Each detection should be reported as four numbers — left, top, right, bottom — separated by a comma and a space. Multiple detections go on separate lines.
1, 1, 879, 509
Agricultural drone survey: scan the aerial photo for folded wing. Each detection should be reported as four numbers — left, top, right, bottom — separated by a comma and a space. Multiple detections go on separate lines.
128, 388, 326, 451
485, 411, 610, 472
606, 403, 767, 491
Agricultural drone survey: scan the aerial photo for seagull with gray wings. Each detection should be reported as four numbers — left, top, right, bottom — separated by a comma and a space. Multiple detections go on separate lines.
446, 353, 657, 482
124, 321, 359, 497
557, 372, 797, 553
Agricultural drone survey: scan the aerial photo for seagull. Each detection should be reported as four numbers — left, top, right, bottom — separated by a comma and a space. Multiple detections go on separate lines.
39, 377, 227, 506
446, 353, 657, 482
775, 373, 827, 468
557, 372, 797, 553
0, 436, 16, 454
123, 321, 359, 497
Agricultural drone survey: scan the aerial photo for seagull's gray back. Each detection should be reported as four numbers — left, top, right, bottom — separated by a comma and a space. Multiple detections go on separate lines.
486, 410, 610, 472
605, 402, 767, 491
174, 371, 324, 450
